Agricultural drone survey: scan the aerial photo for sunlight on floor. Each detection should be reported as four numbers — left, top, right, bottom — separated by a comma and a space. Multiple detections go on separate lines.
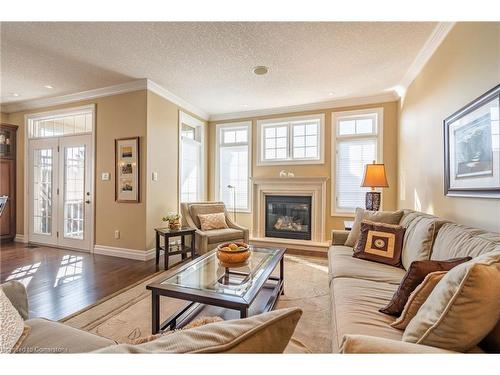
53, 255, 83, 287
5, 262, 41, 287
286, 255, 328, 273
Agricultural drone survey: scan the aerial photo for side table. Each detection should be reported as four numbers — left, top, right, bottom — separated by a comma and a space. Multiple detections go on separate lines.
155, 227, 196, 269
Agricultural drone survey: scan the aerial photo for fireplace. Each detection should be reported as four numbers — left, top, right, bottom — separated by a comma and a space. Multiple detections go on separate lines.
265, 195, 312, 240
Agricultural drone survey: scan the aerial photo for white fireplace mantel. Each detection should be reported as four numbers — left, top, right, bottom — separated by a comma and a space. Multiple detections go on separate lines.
251, 176, 328, 243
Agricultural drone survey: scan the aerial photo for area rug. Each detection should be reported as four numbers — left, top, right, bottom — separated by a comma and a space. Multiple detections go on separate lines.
61, 254, 331, 353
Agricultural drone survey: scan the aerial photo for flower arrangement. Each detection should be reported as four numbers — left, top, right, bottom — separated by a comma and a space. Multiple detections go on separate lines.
162, 212, 181, 230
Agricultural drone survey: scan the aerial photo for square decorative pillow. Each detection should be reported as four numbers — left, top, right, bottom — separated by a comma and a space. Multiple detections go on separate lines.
198, 212, 228, 231
403, 250, 500, 352
0, 289, 29, 353
379, 257, 472, 316
353, 220, 405, 267
391, 271, 447, 330
345, 208, 404, 247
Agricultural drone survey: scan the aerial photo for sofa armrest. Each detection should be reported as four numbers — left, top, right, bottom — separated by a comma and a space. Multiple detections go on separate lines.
331, 230, 349, 246
340, 335, 458, 354
1, 280, 29, 320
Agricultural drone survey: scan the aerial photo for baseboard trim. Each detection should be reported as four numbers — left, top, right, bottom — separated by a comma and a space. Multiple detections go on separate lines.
93, 245, 156, 261
14, 234, 27, 243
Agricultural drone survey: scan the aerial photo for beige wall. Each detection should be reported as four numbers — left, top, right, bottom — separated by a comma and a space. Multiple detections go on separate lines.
6, 91, 149, 250
208, 101, 399, 239
1, 112, 10, 122
399, 22, 500, 232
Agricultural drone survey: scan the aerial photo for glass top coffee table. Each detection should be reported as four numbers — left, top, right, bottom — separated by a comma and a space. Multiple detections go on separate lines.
146, 246, 286, 334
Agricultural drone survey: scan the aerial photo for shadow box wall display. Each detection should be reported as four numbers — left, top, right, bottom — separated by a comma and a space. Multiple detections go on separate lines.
444, 84, 500, 198
115, 137, 140, 202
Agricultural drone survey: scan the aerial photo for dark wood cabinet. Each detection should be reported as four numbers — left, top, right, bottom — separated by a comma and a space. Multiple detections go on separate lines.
1, 123, 18, 242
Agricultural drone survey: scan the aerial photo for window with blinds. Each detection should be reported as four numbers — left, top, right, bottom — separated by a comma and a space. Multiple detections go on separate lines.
332, 109, 382, 214
216, 122, 251, 211
179, 113, 204, 203
28, 106, 93, 139
257, 114, 324, 165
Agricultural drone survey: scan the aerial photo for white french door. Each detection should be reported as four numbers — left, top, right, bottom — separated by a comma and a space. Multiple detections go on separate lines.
28, 134, 93, 251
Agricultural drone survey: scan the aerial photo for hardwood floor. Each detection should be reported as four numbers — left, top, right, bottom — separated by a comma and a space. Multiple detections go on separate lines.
0, 241, 166, 321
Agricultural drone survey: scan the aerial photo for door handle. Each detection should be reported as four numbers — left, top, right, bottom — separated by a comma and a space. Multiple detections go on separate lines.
85, 200, 91, 204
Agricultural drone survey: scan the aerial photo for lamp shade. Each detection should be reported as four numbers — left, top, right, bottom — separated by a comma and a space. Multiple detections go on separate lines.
362, 163, 389, 188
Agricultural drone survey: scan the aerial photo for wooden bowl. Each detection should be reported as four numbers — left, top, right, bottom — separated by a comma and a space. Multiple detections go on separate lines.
217, 242, 250, 267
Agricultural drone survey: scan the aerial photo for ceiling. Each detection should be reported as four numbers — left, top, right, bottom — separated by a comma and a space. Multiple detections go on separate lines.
1, 22, 438, 117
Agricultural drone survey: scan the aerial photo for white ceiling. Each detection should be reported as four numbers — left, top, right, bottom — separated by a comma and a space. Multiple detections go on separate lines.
1, 22, 437, 117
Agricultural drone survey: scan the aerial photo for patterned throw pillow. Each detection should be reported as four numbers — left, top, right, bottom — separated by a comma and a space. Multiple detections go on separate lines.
353, 220, 405, 267
391, 271, 447, 330
0, 289, 29, 353
379, 257, 472, 316
198, 212, 228, 231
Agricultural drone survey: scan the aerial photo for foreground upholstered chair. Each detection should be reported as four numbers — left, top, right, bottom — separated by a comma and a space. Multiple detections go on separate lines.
1, 281, 301, 354
180, 201, 249, 255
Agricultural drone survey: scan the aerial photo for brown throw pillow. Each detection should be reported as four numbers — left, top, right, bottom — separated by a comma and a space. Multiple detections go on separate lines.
391, 271, 447, 330
379, 257, 472, 316
353, 220, 405, 267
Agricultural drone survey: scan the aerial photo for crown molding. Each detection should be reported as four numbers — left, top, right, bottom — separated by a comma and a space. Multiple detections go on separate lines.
399, 22, 455, 89
146, 80, 209, 120
209, 91, 398, 122
1, 78, 209, 120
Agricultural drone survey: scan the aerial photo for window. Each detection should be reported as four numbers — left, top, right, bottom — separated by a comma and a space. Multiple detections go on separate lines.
257, 114, 324, 165
332, 108, 383, 215
28, 105, 94, 139
179, 112, 205, 203
216, 122, 251, 212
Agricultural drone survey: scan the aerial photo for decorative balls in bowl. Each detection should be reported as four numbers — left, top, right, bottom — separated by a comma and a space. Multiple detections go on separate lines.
217, 242, 250, 267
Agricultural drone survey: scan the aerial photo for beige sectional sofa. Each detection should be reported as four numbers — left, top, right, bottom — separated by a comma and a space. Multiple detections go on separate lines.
329, 209, 500, 353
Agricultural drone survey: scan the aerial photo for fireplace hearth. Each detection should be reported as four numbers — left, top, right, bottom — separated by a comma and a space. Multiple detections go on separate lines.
265, 195, 312, 240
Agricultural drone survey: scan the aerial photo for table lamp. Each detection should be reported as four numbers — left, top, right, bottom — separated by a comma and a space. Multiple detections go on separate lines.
361, 161, 388, 211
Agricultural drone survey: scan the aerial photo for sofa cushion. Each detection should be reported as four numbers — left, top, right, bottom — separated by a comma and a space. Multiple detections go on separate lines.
400, 212, 447, 270
189, 203, 226, 229
379, 257, 471, 316
0, 289, 26, 353
17, 318, 116, 353
205, 228, 244, 244
431, 223, 500, 260
353, 221, 405, 267
345, 208, 404, 247
328, 246, 406, 285
330, 278, 403, 353
403, 250, 500, 352
94, 307, 302, 353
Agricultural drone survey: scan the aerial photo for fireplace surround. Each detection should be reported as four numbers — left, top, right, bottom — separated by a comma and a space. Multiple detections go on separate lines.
251, 177, 328, 244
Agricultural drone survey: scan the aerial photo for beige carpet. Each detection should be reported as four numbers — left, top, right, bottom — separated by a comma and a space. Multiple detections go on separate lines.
61, 254, 331, 353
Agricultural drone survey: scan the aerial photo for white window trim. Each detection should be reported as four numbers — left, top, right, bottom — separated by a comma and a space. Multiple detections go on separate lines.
331, 107, 384, 217
26, 104, 95, 140
215, 121, 252, 213
178, 111, 206, 204
257, 113, 325, 166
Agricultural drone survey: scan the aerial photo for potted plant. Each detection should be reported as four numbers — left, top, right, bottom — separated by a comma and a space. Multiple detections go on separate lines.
162, 212, 182, 230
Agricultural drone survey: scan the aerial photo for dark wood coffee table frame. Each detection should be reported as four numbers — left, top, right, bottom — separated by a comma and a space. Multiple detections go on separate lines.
146, 247, 286, 334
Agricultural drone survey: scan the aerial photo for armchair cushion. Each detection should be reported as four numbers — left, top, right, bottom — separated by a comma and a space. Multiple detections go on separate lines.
205, 228, 245, 244
198, 212, 228, 231
0, 281, 29, 320
189, 203, 226, 228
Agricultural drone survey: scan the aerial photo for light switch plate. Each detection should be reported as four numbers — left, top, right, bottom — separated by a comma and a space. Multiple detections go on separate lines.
152, 172, 158, 181
101, 172, 110, 181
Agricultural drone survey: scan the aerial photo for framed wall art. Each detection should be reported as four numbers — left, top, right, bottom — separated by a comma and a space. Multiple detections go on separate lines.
444, 84, 500, 198
115, 137, 140, 202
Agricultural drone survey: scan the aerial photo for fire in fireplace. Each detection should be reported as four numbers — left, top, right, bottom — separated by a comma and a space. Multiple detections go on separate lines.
265, 195, 312, 240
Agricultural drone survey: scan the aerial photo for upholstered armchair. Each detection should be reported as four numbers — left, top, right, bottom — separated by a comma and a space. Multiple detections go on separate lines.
180, 201, 249, 255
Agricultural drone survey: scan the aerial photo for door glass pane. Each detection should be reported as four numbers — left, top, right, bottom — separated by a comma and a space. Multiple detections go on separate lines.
33, 149, 53, 235
64, 146, 85, 239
